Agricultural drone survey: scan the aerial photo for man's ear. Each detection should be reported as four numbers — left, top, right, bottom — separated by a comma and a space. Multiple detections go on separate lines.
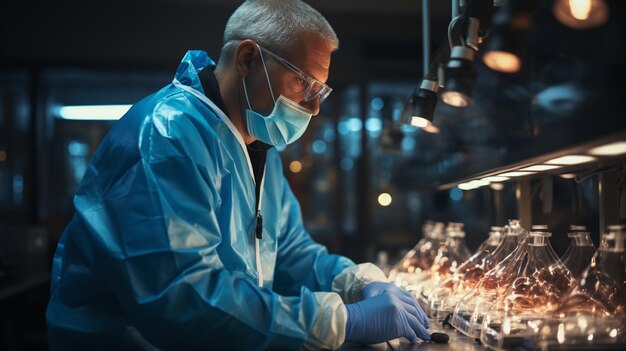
235, 40, 259, 78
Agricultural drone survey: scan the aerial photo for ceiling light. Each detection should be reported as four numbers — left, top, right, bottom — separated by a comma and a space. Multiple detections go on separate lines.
546, 155, 596, 165
482, 176, 510, 182
403, 80, 440, 133
482, 0, 533, 73
559, 173, 577, 179
520, 165, 562, 171
553, 0, 609, 29
499, 171, 536, 177
441, 46, 477, 107
589, 141, 626, 156
56, 104, 132, 121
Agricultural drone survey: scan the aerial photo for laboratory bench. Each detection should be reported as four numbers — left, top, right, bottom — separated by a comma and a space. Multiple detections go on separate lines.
338, 324, 484, 351
334, 322, 626, 351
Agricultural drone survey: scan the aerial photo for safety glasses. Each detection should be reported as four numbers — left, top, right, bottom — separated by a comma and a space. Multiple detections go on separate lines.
257, 45, 333, 104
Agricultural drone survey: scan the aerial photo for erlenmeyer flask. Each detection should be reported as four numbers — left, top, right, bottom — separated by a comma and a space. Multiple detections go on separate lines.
389, 221, 445, 293
417, 222, 471, 312
428, 225, 504, 320
480, 228, 577, 350
539, 225, 626, 348
561, 225, 596, 278
451, 219, 527, 337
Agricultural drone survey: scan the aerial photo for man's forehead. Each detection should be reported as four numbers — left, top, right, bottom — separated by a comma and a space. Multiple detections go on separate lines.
288, 32, 332, 78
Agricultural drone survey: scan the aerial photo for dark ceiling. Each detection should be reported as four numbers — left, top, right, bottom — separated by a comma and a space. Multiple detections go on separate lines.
1, 0, 453, 82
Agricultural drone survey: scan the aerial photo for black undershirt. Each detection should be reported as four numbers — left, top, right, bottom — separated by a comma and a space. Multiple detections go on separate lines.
198, 67, 271, 237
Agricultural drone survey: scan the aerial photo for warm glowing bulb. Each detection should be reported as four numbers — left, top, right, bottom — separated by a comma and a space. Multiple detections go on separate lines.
289, 160, 303, 173
559, 173, 577, 179
570, 0, 592, 20
490, 183, 504, 191
441, 92, 470, 107
554, 0, 609, 29
378, 193, 392, 206
483, 51, 521, 73
422, 124, 440, 134
410, 116, 439, 133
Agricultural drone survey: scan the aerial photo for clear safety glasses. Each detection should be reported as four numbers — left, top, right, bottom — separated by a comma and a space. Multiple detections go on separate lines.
257, 45, 333, 104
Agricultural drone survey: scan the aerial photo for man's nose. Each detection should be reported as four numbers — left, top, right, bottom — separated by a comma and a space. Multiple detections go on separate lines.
300, 95, 320, 116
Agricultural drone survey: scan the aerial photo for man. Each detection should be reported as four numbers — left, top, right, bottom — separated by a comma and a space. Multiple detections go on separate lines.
46, 1, 430, 349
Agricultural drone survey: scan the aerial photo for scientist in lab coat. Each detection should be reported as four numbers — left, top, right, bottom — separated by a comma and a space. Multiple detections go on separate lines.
46, 1, 430, 349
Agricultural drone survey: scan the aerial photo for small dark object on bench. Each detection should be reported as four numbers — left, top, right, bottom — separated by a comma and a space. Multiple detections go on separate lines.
430, 332, 449, 343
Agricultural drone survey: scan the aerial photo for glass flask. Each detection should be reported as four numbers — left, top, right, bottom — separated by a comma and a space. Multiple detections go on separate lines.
428, 225, 504, 320
417, 222, 471, 312
561, 225, 596, 278
538, 225, 626, 349
389, 221, 446, 293
480, 228, 577, 350
451, 219, 527, 337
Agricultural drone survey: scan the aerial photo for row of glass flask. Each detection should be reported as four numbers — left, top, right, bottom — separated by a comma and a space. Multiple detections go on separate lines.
388, 220, 625, 350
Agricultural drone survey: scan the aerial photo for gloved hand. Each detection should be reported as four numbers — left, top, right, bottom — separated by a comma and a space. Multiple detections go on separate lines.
362, 282, 430, 329
344, 291, 431, 344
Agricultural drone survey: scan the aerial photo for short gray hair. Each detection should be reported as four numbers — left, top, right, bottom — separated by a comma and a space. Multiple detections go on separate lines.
218, 0, 339, 65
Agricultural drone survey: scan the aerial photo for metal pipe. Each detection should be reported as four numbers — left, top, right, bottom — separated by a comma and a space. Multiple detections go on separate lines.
422, 0, 430, 77
452, 0, 460, 19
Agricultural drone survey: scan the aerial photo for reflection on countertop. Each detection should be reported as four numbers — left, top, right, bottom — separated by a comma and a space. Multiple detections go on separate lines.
338, 324, 484, 351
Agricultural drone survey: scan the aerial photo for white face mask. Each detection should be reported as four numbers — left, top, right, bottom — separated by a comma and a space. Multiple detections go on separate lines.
241, 47, 312, 146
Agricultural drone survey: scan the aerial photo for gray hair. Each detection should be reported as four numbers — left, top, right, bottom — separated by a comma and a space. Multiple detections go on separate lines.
218, 0, 339, 66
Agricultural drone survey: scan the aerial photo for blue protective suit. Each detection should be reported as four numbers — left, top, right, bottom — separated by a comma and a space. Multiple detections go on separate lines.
46, 51, 387, 350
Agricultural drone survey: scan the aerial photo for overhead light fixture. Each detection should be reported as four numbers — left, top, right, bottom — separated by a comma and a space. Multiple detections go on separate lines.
56, 104, 132, 121
499, 171, 536, 177
546, 155, 596, 165
403, 79, 440, 133
589, 141, 626, 156
520, 165, 562, 171
482, 176, 510, 182
441, 46, 477, 107
553, 0, 609, 29
458, 182, 478, 190
481, 0, 533, 73
559, 173, 577, 179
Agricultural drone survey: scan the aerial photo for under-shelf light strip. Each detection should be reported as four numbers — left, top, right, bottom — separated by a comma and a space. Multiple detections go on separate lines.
456, 141, 626, 190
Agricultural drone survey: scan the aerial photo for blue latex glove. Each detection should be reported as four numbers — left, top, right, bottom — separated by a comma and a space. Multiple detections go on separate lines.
344, 292, 431, 344
363, 282, 430, 329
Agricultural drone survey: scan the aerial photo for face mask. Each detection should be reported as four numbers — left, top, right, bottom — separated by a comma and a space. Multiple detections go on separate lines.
241, 49, 312, 146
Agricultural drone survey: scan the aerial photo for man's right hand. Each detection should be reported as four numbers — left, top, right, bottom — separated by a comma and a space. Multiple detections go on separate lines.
344, 290, 431, 344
